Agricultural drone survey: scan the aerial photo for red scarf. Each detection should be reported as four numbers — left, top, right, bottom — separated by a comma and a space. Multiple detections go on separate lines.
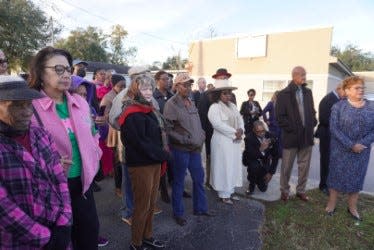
118, 104, 168, 176
118, 104, 153, 126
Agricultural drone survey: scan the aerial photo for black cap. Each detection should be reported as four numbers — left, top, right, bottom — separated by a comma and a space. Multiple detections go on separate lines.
0, 75, 43, 101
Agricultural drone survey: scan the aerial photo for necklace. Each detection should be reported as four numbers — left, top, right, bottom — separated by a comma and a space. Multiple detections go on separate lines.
348, 98, 365, 108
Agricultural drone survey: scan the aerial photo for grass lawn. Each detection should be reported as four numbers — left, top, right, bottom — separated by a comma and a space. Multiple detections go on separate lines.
262, 189, 374, 250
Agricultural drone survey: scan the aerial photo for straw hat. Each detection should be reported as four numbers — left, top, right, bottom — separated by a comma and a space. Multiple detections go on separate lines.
209, 79, 237, 92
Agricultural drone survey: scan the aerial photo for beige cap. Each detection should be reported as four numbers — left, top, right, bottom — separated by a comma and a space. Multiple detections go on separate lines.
173, 72, 194, 85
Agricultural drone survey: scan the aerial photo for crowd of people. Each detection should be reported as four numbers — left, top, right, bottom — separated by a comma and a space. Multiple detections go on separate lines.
0, 46, 373, 249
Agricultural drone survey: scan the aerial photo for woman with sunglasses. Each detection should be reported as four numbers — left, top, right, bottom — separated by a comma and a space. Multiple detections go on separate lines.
29, 47, 103, 249
207, 79, 244, 204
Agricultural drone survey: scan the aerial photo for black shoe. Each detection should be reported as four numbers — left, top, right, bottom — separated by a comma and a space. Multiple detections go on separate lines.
92, 182, 101, 192
183, 191, 192, 198
174, 216, 187, 226
143, 237, 165, 249
193, 211, 215, 217
326, 208, 336, 217
320, 187, 329, 196
245, 184, 255, 195
129, 243, 149, 250
347, 208, 362, 221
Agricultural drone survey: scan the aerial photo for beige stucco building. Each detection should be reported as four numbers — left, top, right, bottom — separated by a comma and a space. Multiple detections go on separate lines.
188, 27, 353, 109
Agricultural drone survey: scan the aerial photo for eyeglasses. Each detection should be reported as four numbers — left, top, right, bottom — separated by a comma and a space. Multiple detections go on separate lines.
179, 83, 192, 88
0, 58, 8, 64
45, 65, 73, 75
255, 129, 265, 134
350, 86, 365, 91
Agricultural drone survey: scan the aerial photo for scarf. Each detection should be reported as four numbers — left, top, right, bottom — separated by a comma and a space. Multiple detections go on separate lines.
118, 98, 169, 153
118, 98, 169, 176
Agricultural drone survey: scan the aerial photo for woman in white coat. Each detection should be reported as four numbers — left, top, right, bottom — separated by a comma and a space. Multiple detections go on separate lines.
208, 80, 244, 204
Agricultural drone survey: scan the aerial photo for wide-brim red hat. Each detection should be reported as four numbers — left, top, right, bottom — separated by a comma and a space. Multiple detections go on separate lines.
212, 68, 232, 79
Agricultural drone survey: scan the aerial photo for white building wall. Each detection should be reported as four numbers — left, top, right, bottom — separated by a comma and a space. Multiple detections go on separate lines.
192, 73, 329, 113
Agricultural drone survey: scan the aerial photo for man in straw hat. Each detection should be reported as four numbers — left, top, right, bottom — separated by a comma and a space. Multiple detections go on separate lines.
0, 75, 72, 249
207, 77, 244, 204
164, 73, 213, 226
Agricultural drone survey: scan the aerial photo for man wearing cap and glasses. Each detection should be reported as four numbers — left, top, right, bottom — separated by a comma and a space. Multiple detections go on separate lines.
0, 49, 8, 75
72, 59, 88, 78
164, 73, 212, 226
0, 75, 72, 249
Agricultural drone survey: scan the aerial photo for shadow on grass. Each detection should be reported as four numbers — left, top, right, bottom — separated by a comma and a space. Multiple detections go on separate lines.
261, 189, 374, 250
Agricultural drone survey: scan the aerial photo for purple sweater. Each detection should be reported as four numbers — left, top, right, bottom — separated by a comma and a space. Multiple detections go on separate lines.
0, 126, 72, 249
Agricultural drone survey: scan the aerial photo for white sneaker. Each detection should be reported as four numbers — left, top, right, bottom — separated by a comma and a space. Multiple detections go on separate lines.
231, 195, 240, 201
221, 198, 233, 205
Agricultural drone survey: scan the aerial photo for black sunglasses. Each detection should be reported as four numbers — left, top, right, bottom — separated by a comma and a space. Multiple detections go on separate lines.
0, 58, 8, 64
45, 65, 73, 75
221, 91, 232, 95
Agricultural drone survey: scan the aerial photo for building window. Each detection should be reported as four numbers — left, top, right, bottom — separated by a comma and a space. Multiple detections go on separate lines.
262, 80, 287, 101
305, 80, 314, 90
262, 80, 314, 101
288, 80, 314, 90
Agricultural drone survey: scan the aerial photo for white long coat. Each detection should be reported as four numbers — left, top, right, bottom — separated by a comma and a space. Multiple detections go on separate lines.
208, 101, 244, 192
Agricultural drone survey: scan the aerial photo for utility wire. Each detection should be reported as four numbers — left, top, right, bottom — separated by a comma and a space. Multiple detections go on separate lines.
58, 0, 187, 45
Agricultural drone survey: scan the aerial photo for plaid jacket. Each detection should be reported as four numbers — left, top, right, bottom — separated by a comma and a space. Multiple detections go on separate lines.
0, 126, 72, 250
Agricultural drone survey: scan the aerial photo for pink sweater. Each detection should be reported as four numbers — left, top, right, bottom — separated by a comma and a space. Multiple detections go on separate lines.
32, 91, 102, 194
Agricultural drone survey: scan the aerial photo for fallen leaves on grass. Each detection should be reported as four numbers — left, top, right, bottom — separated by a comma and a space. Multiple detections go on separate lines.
261, 189, 374, 250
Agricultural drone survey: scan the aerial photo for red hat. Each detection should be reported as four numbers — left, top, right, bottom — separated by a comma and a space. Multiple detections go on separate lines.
212, 68, 232, 79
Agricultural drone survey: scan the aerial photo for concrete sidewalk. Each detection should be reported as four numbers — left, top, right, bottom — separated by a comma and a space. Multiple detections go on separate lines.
236, 143, 374, 202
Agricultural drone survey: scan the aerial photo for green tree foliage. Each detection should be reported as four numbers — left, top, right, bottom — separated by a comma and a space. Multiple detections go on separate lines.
109, 24, 137, 65
55, 26, 109, 62
0, 0, 56, 71
331, 44, 374, 71
162, 55, 188, 70
149, 61, 162, 71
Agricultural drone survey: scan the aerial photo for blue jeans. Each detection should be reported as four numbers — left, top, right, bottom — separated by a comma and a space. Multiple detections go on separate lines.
120, 163, 133, 218
171, 148, 208, 217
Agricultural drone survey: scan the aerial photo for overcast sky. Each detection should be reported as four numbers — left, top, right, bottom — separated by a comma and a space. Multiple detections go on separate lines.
32, 0, 374, 65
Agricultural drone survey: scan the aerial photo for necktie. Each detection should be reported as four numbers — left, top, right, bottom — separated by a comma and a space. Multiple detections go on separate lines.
296, 87, 305, 126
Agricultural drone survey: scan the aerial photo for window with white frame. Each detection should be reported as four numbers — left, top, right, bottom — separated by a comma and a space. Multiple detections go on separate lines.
288, 80, 314, 90
262, 80, 287, 101
262, 80, 314, 101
